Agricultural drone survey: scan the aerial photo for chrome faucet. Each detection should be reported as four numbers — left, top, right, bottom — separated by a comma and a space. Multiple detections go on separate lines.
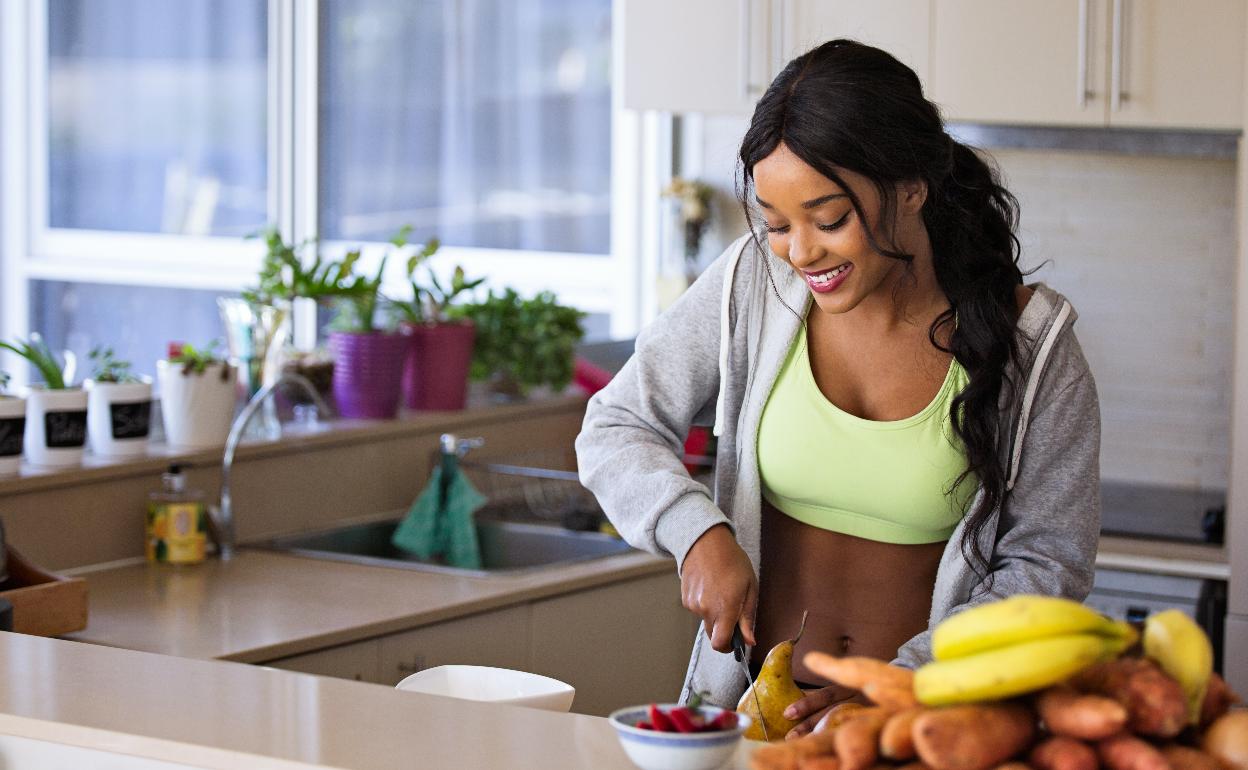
209, 373, 332, 560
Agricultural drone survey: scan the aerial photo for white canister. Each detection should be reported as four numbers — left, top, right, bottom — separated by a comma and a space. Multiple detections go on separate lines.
85, 378, 153, 458
156, 360, 238, 450
0, 395, 26, 476
23, 387, 88, 468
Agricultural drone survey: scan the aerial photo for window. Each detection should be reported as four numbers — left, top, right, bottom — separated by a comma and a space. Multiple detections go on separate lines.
1, 1, 640, 387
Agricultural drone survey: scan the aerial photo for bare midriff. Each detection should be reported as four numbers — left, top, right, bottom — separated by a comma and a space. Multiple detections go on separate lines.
751, 497, 946, 689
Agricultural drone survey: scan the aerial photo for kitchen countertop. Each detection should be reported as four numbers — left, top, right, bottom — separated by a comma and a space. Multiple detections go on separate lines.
62, 538, 671, 663
0, 632, 757, 769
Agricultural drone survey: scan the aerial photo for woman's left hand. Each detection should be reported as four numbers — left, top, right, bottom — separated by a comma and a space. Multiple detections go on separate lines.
782, 686, 860, 740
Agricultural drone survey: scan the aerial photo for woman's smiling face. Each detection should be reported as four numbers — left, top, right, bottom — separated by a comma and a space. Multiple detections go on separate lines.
753, 142, 921, 316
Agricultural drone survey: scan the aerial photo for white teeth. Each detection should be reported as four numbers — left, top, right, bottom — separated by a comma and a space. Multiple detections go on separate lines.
809, 264, 849, 284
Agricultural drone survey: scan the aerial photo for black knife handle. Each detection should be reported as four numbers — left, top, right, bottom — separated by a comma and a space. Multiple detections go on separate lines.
731, 626, 746, 663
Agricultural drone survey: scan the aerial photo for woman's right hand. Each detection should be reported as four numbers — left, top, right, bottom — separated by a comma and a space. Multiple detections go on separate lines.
680, 524, 758, 653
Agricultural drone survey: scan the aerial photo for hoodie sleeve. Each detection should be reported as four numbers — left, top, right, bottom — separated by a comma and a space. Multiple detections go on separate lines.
893, 329, 1102, 668
575, 240, 747, 572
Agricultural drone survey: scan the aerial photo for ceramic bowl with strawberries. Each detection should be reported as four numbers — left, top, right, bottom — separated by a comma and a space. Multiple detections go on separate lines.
608, 702, 751, 770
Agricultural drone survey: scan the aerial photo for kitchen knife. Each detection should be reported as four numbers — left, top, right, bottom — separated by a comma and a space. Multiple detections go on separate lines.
732, 626, 769, 741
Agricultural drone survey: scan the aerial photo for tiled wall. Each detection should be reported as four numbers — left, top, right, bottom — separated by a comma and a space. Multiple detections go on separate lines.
692, 119, 1235, 491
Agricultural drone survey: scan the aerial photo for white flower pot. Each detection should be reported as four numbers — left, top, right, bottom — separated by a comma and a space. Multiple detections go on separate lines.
85, 378, 153, 458
0, 395, 26, 476
23, 387, 88, 468
156, 360, 238, 451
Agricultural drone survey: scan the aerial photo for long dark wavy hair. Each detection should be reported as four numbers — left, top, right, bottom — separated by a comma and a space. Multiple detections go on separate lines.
738, 39, 1024, 579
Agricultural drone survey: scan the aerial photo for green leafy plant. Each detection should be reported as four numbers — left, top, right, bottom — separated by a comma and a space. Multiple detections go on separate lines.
0, 370, 10, 395
387, 231, 485, 325
168, 341, 231, 380
88, 346, 139, 384
243, 226, 360, 304
0, 336, 70, 389
448, 288, 586, 395
328, 251, 388, 333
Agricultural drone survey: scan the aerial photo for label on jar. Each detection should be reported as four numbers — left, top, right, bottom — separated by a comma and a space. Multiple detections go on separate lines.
146, 502, 207, 565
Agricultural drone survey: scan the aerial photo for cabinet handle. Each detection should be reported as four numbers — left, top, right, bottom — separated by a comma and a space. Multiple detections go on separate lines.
396, 654, 426, 675
1111, 0, 1129, 110
1077, 0, 1094, 106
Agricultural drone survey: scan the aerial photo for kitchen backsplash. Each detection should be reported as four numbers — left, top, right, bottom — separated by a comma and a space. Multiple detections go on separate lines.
693, 119, 1235, 492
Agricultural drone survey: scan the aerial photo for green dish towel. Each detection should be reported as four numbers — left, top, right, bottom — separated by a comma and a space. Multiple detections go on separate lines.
390, 465, 485, 569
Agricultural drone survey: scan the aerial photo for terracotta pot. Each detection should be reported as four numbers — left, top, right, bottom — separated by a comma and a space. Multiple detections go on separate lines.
399, 320, 475, 411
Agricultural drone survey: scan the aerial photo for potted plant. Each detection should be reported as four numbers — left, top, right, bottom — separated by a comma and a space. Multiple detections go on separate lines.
156, 341, 238, 450
0, 336, 87, 468
389, 231, 485, 411
448, 288, 586, 401
328, 240, 409, 419
0, 371, 24, 476
84, 347, 153, 458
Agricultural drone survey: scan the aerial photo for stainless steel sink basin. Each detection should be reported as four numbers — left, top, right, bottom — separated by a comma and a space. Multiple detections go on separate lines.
254, 515, 635, 576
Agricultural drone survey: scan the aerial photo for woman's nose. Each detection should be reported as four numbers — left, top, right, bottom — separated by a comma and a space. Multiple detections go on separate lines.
787, 227, 824, 268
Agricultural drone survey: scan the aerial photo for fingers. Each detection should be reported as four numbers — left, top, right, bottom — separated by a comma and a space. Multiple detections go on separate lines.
740, 576, 759, 647
786, 706, 829, 740
709, 612, 735, 653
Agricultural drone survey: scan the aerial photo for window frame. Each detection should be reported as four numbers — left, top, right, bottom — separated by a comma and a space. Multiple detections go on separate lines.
0, 0, 652, 385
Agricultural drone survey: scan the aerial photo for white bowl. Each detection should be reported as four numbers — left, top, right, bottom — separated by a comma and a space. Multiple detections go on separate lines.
609, 704, 750, 770
395, 665, 575, 712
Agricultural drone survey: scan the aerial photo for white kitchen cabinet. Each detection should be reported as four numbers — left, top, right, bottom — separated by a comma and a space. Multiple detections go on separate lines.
931, 0, 1244, 129
527, 572, 694, 717
377, 605, 531, 687
621, 0, 932, 114
780, 1, 932, 86
265, 638, 382, 684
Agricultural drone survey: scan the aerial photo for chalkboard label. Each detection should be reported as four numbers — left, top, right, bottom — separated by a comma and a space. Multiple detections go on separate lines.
0, 417, 24, 457
109, 400, 152, 440
43, 409, 87, 449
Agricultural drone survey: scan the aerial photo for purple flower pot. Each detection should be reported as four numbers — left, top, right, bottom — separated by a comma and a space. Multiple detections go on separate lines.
330, 330, 410, 419
400, 320, 476, 411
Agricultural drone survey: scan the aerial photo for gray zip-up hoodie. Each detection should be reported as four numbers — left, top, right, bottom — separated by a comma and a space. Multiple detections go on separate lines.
576, 233, 1101, 708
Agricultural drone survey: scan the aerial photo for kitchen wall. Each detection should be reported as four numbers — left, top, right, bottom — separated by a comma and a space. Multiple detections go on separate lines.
686, 117, 1236, 493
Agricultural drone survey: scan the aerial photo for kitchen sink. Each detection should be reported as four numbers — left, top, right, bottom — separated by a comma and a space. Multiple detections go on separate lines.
253, 514, 635, 576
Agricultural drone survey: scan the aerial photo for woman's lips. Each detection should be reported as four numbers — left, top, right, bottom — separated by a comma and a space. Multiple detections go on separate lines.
804, 263, 852, 294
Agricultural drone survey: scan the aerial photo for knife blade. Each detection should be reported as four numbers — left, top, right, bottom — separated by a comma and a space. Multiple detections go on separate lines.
732, 626, 770, 741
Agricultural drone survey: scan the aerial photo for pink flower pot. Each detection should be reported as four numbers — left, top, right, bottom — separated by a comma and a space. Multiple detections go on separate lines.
400, 320, 475, 411
330, 331, 409, 419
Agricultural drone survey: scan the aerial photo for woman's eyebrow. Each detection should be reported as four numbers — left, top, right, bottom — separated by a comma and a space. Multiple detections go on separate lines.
753, 192, 848, 210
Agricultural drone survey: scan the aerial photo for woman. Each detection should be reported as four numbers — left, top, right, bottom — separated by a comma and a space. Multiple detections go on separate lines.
576, 40, 1100, 737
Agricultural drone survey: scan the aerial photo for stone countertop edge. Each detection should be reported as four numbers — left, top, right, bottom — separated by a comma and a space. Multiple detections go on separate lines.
0, 393, 589, 496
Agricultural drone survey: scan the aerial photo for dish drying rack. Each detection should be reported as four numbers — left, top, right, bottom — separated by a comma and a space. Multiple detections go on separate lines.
439, 434, 605, 531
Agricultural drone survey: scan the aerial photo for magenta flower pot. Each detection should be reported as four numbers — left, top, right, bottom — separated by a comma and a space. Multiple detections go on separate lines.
400, 320, 476, 411
329, 330, 410, 419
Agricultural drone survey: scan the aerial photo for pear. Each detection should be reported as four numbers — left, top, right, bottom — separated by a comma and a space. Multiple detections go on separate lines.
737, 610, 808, 741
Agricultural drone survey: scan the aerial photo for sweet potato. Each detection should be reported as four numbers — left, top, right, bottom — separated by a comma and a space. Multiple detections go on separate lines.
817, 702, 870, 732
1199, 673, 1241, 729
993, 764, 1035, 770
895, 762, 936, 770
750, 730, 839, 770
1028, 736, 1098, 770
880, 707, 925, 761
1070, 658, 1186, 738
1161, 745, 1224, 770
912, 703, 1037, 770
834, 707, 894, 770
1034, 685, 1128, 740
1096, 733, 1170, 770
864, 680, 920, 710
798, 758, 842, 770
804, 653, 915, 692
1202, 711, 1248, 770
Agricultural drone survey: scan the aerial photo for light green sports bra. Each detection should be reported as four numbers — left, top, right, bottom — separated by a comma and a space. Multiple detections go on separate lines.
758, 324, 975, 545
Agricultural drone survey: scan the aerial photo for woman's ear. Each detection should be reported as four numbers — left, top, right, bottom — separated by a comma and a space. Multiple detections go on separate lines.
898, 179, 928, 213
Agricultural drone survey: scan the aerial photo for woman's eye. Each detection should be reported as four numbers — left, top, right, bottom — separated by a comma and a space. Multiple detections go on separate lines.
764, 223, 789, 235
817, 212, 851, 232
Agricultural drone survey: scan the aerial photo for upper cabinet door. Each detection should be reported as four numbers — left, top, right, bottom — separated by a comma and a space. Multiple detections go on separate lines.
621, 0, 776, 114
930, 0, 1112, 126
782, 1, 933, 89
1110, 0, 1245, 129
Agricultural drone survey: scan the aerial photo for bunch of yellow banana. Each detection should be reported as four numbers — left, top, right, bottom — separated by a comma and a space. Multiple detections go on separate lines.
914, 595, 1137, 706
1142, 609, 1213, 725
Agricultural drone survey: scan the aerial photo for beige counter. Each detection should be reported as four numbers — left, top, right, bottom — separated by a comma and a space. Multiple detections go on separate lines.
62, 545, 671, 663
0, 632, 757, 769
